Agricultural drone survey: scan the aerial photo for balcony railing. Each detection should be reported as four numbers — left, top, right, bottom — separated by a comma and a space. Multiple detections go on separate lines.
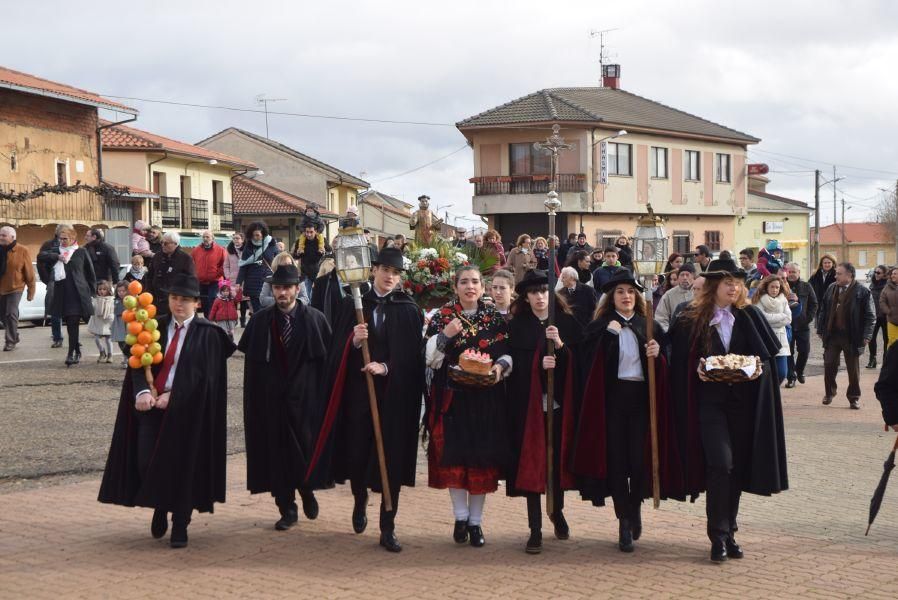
0, 182, 132, 224
218, 202, 234, 230
154, 196, 181, 228
470, 174, 586, 196
189, 197, 209, 229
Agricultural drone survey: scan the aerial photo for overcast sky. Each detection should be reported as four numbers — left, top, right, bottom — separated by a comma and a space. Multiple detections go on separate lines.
4, 0, 897, 228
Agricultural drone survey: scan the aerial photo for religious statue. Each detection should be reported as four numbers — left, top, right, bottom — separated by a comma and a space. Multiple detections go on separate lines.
409, 194, 443, 245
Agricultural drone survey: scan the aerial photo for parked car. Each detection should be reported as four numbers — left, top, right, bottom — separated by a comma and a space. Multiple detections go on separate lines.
16, 263, 128, 325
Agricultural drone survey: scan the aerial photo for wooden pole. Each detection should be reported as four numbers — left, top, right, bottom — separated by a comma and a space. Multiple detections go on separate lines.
351, 284, 393, 512
644, 291, 661, 509
545, 208, 557, 518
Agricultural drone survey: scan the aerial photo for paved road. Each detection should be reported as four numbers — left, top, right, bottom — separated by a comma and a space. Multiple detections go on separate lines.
1, 323, 896, 598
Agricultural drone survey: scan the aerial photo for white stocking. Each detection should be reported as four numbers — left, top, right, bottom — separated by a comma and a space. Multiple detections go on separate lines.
468, 493, 486, 526
449, 488, 470, 521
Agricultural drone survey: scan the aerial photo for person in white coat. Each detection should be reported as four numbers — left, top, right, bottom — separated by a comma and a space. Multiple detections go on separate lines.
752, 275, 792, 385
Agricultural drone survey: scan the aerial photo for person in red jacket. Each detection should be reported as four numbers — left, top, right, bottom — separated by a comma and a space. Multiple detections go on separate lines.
208, 282, 239, 340
191, 230, 226, 317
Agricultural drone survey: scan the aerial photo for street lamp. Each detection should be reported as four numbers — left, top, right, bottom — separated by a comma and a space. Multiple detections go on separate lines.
591, 129, 628, 147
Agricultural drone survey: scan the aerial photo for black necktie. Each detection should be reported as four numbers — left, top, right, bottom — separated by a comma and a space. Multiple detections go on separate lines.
281, 313, 293, 347
373, 302, 385, 336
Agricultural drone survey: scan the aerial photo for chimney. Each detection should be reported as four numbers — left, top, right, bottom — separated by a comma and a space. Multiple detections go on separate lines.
602, 64, 621, 89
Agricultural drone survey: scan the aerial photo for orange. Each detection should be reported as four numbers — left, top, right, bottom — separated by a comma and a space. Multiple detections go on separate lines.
138, 292, 154, 307
137, 331, 153, 345
152, 352, 164, 365
127, 281, 143, 296
127, 321, 143, 336
146, 305, 157, 318
122, 310, 136, 323
130, 344, 146, 357
128, 356, 142, 369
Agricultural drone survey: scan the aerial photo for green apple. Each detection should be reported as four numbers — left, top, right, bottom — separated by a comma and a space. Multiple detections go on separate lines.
135, 309, 149, 322
123, 295, 138, 310
148, 342, 162, 355
125, 333, 138, 346
140, 352, 153, 367
151, 329, 161, 342
144, 319, 158, 332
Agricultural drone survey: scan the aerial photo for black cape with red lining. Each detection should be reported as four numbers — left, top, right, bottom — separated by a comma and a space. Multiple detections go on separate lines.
570, 312, 685, 505
668, 304, 788, 498
308, 288, 424, 492
505, 309, 582, 497
238, 303, 333, 495
98, 316, 236, 514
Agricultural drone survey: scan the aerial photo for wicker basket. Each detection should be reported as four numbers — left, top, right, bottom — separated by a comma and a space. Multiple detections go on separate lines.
448, 365, 498, 388
698, 356, 763, 383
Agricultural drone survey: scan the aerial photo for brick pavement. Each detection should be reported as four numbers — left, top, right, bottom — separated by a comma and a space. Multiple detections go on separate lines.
1, 328, 897, 598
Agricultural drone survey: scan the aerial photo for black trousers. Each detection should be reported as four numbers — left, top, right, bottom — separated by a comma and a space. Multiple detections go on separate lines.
606, 381, 648, 521
870, 316, 888, 361
274, 487, 314, 516
345, 410, 400, 533
698, 396, 754, 541
137, 409, 191, 525
787, 328, 811, 380
525, 407, 564, 531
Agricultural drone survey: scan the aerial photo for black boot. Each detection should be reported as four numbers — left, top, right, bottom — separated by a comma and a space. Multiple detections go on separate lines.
453, 519, 469, 543
275, 505, 298, 531
467, 524, 485, 547
352, 494, 368, 534
618, 518, 634, 553
170, 514, 190, 549
725, 533, 744, 559
299, 490, 319, 520
631, 505, 642, 541
525, 528, 542, 554
867, 357, 877, 369
151, 509, 168, 539
379, 531, 402, 553
65, 348, 77, 367
710, 538, 728, 562
73, 343, 82, 364
550, 511, 569, 540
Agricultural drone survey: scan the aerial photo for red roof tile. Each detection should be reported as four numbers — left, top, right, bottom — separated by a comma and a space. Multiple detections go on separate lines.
101, 179, 157, 197
813, 223, 893, 245
232, 176, 338, 217
0, 65, 137, 114
101, 121, 256, 169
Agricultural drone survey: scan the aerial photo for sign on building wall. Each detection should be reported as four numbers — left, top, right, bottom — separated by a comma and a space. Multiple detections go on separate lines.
763, 221, 784, 234
599, 141, 608, 185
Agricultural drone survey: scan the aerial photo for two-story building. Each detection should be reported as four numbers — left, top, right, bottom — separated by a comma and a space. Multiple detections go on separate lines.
456, 67, 760, 257
196, 127, 369, 239
357, 189, 413, 245
101, 122, 256, 246
0, 65, 139, 257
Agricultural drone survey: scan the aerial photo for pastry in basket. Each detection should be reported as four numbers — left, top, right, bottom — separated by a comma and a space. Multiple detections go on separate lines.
705, 354, 757, 371
458, 348, 493, 375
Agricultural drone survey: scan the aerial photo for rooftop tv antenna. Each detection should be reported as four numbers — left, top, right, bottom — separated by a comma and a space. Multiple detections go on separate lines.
255, 94, 287, 138
589, 28, 619, 86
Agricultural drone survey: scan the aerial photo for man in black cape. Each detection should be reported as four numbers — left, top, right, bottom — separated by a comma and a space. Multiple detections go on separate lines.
307, 247, 424, 553
238, 264, 332, 530
98, 273, 235, 548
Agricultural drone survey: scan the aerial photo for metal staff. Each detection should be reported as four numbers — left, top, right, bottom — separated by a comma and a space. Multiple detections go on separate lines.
643, 288, 661, 509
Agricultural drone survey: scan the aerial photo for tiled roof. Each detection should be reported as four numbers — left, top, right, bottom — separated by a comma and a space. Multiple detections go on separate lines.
748, 190, 812, 212
101, 179, 157, 198
232, 176, 339, 217
197, 128, 369, 188
813, 223, 893, 245
101, 121, 256, 169
358, 190, 412, 217
0, 65, 137, 114
457, 87, 759, 144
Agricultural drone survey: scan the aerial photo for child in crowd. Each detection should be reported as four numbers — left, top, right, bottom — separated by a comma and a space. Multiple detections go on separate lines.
209, 281, 239, 340
88, 280, 115, 363
111, 281, 130, 368
124, 254, 147, 283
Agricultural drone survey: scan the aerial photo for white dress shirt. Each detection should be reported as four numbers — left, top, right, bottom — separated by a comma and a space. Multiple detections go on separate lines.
612, 312, 645, 382
162, 315, 194, 392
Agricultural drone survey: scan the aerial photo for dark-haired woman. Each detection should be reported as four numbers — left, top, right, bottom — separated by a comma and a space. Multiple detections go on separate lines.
565, 250, 594, 287
571, 270, 680, 553
236, 222, 278, 314
425, 265, 511, 548
669, 258, 788, 562
506, 270, 582, 554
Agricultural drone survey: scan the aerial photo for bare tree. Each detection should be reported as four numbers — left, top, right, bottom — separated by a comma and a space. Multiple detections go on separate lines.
875, 188, 898, 259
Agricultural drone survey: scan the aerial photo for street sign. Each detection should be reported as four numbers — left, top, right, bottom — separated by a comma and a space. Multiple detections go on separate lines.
748, 163, 769, 175
599, 141, 608, 185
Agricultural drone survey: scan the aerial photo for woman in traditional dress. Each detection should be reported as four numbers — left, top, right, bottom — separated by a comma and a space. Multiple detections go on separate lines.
425, 265, 511, 548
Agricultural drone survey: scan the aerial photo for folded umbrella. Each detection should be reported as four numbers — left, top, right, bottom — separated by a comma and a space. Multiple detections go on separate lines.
865, 434, 898, 536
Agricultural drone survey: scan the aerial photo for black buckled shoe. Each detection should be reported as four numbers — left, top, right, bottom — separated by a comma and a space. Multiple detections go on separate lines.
275, 507, 298, 531
710, 539, 728, 562
151, 509, 168, 539
170, 522, 188, 549
300, 491, 319, 520
352, 496, 368, 534
453, 519, 469, 543
618, 519, 634, 553
725, 535, 743, 559
379, 531, 402, 553
525, 529, 542, 554
550, 511, 569, 540
467, 525, 485, 547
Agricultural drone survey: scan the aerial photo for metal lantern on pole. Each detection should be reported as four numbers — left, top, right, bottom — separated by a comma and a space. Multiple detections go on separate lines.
332, 225, 393, 512
631, 203, 668, 509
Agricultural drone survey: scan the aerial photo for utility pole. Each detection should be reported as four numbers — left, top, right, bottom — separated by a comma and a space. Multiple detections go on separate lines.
832, 165, 838, 227
841, 197, 847, 261
814, 169, 821, 268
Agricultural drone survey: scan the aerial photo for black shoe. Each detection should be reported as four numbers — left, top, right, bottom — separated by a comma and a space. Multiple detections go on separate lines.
866, 358, 877, 369
618, 519, 634, 553
73, 344, 82, 364
65, 349, 77, 367
725, 535, 744, 559
275, 508, 298, 531
468, 525, 485, 547
352, 496, 368, 534
51, 340, 63, 348
2, 343, 14, 352
631, 508, 642, 541
822, 396, 833, 405
300, 491, 319, 520
453, 519, 469, 543
797, 373, 805, 384
151, 510, 168, 539
785, 379, 796, 388
525, 529, 542, 554
710, 539, 728, 562
170, 523, 188, 549
550, 511, 569, 540
379, 531, 402, 553
850, 400, 860, 410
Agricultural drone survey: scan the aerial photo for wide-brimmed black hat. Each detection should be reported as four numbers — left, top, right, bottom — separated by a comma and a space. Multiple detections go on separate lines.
515, 269, 549, 295
265, 264, 302, 285
167, 273, 201, 299
372, 247, 406, 271
600, 269, 645, 294
703, 258, 747, 280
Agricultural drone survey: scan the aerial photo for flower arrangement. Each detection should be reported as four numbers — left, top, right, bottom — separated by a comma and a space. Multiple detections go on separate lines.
402, 239, 469, 309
